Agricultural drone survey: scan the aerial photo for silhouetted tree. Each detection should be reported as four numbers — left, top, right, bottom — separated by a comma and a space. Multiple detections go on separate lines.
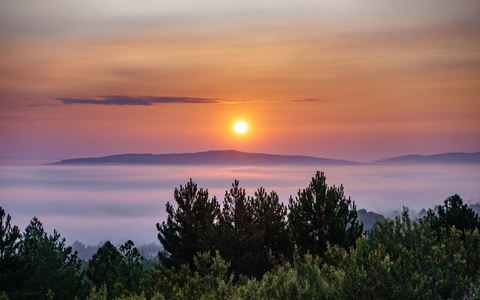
87, 241, 122, 298
252, 187, 290, 273
218, 180, 264, 278
425, 194, 480, 236
20, 217, 83, 300
157, 179, 220, 269
118, 240, 143, 292
288, 171, 363, 256
0, 207, 25, 298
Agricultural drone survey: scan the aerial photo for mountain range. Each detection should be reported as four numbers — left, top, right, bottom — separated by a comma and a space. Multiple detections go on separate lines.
49, 150, 480, 166
373, 152, 480, 165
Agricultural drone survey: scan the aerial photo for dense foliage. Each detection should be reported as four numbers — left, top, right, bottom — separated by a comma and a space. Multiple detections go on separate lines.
425, 194, 480, 236
1, 214, 85, 300
0, 207, 23, 297
1, 171, 480, 299
156, 179, 220, 270
288, 171, 363, 256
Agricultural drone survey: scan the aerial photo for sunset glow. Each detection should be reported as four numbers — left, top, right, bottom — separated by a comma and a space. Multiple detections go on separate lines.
1, 3, 480, 290
234, 121, 248, 134
0, 1, 478, 163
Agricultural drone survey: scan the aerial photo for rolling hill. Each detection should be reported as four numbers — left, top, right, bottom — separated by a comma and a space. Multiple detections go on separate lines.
49, 150, 361, 166
372, 152, 480, 165
50, 150, 480, 166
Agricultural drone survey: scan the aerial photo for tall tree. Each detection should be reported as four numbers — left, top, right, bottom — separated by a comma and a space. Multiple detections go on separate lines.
118, 240, 143, 292
87, 241, 122, 299
218, 180, 263, 278
157, 179, 220, 269
20, 217, 84, 300
288, 171, 363, 256
0, 207, 24, 298
425, 194, 480, 235
252, 187, 290, 273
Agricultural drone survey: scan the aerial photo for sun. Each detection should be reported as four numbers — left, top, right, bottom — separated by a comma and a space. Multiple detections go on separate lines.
234, 121, 248, 134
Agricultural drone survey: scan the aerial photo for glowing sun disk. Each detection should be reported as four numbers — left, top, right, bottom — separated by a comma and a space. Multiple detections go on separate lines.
234, 121, 248, 134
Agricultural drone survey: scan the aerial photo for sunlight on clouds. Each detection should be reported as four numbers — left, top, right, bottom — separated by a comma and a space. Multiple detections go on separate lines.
0, 0, 479, 162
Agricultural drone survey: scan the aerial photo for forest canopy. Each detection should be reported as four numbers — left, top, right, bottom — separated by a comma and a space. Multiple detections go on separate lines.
1, 171, 480, 299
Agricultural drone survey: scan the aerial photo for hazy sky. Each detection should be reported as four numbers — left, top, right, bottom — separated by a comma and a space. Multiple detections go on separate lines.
1, 0, 479, 162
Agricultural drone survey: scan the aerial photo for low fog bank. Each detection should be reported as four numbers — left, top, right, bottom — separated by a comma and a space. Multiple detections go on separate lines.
71, 240, 162, 260
69, 204, 480, 260
1, 164, 479, 245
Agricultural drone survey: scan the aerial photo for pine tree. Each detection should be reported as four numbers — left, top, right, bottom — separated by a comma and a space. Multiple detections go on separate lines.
218, 180, 264, 278
157, 179, 220, 269
87, 241, 122, 298
425, 194, 480, 236
288, 171, 363, 256
20, 217, 84, 300
252, 187, 290, 273
118, 240, 143, 292
0, 207, 24, 298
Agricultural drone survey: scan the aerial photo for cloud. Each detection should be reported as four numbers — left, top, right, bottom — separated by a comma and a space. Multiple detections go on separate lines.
56, 95, 327, 106
285, 98, 327, 103
29, 104, 56, 107
57, 95, 224, 105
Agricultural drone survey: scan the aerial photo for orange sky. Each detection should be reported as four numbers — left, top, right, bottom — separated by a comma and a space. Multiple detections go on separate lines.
1, 0, 479, 163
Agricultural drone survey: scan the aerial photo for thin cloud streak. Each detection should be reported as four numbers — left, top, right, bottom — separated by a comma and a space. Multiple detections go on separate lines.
56, 95, 327, 106
57, 95, 224, 105
29, 104, 56, 107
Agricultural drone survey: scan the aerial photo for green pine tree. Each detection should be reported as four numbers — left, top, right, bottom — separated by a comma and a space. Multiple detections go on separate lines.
19, 217, 84, 300
218, 180, 264, 278
252, 187, 290, 273
118, 240, 143, 293
157, 179, 220, 269
87, 241, 122, 299
0, 207, 24, 299
288, 171, 363, 256
425, 194, 480, 236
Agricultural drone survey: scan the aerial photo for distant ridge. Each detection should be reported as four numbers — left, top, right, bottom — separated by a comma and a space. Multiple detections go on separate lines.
49, 150, 480, 166
49, 150, 361, 166
372, 152, 480, 165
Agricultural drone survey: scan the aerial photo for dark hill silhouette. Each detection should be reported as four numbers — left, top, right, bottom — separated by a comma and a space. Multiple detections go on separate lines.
357, 209, 385, 231
372, 152, 480, 165
49, 150, 480, 166
49, 150, 361, 166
